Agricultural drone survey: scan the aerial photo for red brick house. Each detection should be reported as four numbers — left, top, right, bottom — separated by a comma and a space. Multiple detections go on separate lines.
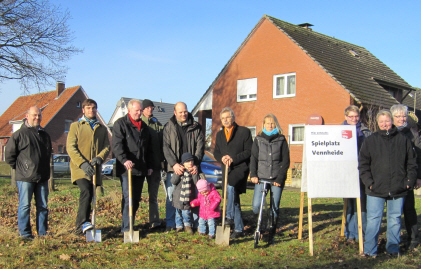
0, 82, 112, 160
192, 15, 418, 167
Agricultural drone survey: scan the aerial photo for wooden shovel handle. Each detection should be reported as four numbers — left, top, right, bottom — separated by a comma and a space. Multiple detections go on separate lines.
221, 165, 229, 228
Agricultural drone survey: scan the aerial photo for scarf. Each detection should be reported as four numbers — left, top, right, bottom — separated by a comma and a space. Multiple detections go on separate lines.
263, 127, 278, 136
79, 116, 99, 130
129, 113, 142, 131
397, 122, 407, 131
179, 171, 193, 204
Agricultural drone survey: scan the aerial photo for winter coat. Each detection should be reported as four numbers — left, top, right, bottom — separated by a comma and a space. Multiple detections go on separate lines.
5, 123, 52, 183
171, 171, 199, 210
399, 125, 421, 178
67, 119, 110, 184
141, 114, 164, 170
163, 113, 204, 172
190, 183, 221, 220
112, 115, 153, 177
250, 133, 290, 187
214, 123, 252, 194
358, 125, 418, 198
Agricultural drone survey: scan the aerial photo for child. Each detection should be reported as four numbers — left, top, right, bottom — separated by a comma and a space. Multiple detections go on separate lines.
171, 152, 199, 234
190, 179, 221, 239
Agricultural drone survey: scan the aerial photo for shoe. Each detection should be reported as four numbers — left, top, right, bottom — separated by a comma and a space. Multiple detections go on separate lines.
209, 235, 215, 239
73, 229, 84, 236
199, 232, 206, 236
176, 227, 183, 232
82, 222, 94, 233
150, 222, 162, 229
230, 231, 244, 239
409, 242, 419, 250
185, 226, 194, 235
360, 253, 376, 259
20, 235, 34, 241
388, 252, 400, 258
225, 218, 234, 227
166, 226, 175, 232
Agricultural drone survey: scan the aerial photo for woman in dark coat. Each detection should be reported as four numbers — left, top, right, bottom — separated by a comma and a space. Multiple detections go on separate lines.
359, 109, 417, 257
250, 113, 290, 241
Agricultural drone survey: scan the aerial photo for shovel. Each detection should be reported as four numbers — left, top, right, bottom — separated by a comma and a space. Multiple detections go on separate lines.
215, 165, 230, 246
87, 165, 101, 242
124, 168, 139, 243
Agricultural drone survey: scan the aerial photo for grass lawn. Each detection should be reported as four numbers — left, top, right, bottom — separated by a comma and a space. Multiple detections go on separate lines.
1, 176, 421, 268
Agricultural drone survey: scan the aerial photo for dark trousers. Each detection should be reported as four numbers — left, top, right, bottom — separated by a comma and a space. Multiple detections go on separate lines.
403, 189, 419, 244
120, 174, 144, 232
75, 178, 93, 231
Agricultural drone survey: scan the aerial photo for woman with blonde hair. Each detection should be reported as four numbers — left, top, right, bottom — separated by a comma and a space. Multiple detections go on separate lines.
250, 113, 290, 243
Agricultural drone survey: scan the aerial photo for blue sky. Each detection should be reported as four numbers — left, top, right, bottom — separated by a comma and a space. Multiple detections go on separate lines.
1, 0, 420, 122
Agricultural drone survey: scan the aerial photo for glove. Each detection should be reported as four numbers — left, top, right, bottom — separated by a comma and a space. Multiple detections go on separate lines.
80, 162, 95, 177
90, 157, 103, 166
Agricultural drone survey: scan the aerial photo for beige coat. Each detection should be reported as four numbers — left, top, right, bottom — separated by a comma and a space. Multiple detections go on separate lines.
67, 120, 110, 184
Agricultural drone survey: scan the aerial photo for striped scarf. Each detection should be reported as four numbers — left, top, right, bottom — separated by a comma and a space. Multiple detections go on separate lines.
180, 171, 193, 204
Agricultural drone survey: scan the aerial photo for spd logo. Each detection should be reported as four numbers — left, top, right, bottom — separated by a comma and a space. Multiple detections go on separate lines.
341, 130, 352, 139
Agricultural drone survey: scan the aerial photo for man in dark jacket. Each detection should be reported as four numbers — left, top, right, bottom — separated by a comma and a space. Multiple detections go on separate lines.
140, 99, 164, 229
5, 106, 52, 240
163, 102, 204, 231
214, 107, 252, 238
113, 99, 153, 233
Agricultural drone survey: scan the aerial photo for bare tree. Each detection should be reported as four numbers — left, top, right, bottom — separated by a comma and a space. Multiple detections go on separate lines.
0, 0, 82, 92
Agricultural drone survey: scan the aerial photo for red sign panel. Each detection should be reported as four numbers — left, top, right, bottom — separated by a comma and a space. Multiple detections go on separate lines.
341, 130, 352, 139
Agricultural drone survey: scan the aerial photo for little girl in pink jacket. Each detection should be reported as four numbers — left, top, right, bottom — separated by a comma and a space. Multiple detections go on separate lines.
190, 179, 221, 239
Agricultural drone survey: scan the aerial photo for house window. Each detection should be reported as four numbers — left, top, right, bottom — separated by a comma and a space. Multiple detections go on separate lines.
64, 120, 73, 133
247, 126, 256, 140
289, 124, 305, 144
237, 78, 257, 102
273, 73, 296, 98
58, 145, 64, 153
76, 101, 81, 108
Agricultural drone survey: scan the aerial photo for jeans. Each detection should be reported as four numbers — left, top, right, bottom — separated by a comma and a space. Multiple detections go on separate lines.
345, 183, 367, 240
226, 184, 244, 232
165, 172, 176, 228
364, 195, 404, 256
403, 189, 419, 244
199, 217, 216, 236
252, 183, 283, 222
120, 174, 144, 232
75, 178, 94, 231
175, 209, 192, 228
142, 170, 161, 226
17, 180, 49, 237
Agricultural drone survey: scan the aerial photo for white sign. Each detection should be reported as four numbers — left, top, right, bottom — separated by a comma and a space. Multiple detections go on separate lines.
303, 125, 360, 198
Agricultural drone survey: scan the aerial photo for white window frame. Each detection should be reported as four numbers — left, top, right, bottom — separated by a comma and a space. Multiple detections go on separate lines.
273, 72, 296, 98
237, 78, 257, 102
64, 120, 73, 133
247, 126, 256, 140
288, 124, 305, 145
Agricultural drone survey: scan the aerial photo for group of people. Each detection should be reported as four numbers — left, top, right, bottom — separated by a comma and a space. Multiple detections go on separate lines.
343, 104, 420, 258
5, 99, 420, 256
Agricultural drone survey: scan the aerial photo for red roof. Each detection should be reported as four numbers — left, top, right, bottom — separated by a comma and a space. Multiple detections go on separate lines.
0, 86, 82, 137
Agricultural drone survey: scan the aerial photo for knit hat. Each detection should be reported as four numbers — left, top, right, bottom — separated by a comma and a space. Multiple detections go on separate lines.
181, 152, 194, 164
142, 99, 154, 109
196, 179, 209, 192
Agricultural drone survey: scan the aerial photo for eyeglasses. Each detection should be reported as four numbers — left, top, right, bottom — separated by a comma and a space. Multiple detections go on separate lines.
346, 116, 359, 119
221, 116, 232, 121
393, 115, 407, 119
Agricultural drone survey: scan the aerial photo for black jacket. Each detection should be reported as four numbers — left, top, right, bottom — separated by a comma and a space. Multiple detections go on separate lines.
5, 123, 52, 183
250, 133, 290, 187
358, 126, 417, 198
112, 115, 153, 177
399, 125, 421, 178
214, 123, 252, 194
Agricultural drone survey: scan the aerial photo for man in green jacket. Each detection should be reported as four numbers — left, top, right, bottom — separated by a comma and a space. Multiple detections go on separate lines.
140, 99, 164, 228
67, 99, 110, 235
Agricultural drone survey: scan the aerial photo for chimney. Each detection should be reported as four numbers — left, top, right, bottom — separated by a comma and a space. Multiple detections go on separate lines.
56, 81, 65, 97
297, 23, 314, 31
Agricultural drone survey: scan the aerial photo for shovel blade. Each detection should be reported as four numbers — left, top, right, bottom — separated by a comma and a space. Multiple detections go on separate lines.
215, 225, 230, 246
86, 229, 101, 242
124, 231, 139, 243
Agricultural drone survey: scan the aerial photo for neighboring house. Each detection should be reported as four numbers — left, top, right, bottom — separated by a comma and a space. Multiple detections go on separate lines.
0, 82, 112, 161
192, 15, 419, 167
108, 97, 175, 129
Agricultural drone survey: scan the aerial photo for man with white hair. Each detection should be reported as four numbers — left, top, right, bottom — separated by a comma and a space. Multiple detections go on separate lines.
113, 99, 153, 233
6, 106, 52, 240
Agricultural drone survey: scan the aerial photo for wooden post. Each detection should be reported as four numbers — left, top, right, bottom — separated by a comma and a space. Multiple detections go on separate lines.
341, 198, 348, 237
356, 197, 364, 254
48, 154, 55, 192
308, 197, 313, 256
298, 192, 305, 239
11, 168, 16, 188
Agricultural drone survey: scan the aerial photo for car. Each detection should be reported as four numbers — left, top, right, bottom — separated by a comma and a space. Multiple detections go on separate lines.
200, 151, 222, 187
53, 154, 70, 174
102, 158, 115, 176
